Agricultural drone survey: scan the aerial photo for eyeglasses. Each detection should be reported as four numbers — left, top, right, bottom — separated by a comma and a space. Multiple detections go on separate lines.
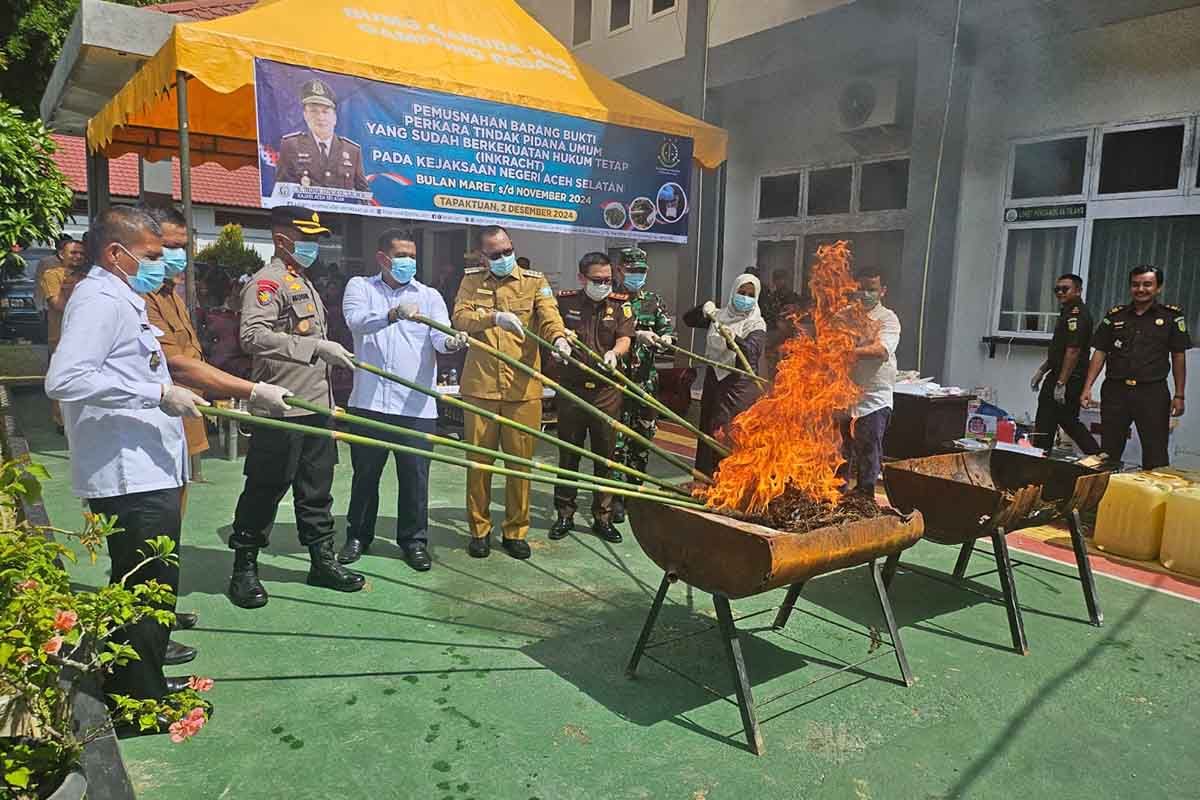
1053, 286, 1072, 294
484, 247, 514, 259
587, 277, 613, 285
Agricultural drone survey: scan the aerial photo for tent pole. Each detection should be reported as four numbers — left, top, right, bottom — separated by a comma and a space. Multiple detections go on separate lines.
176, 69, 202, 482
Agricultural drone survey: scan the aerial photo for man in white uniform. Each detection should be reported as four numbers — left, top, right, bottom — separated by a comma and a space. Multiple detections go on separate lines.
843, 268, 901, 496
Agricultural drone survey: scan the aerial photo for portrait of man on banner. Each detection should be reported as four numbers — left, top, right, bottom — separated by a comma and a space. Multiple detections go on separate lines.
274, 78, 370, 192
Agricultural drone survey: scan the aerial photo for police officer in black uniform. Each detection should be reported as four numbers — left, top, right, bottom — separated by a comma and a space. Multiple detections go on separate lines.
1030, 273, 1100, 454
1081, 265, 1190, 469
549, 252, 635, 543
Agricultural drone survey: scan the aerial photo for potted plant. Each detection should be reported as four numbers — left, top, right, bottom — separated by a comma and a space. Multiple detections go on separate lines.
0, 457, 212, 799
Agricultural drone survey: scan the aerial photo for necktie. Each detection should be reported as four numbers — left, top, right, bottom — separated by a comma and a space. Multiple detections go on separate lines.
320, 142, 328, 158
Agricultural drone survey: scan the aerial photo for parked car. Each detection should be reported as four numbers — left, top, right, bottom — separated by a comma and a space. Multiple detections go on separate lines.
1, 250, 51, 343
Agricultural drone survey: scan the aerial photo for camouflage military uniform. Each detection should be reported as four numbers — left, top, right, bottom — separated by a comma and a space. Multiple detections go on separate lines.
613, 249, 674, 484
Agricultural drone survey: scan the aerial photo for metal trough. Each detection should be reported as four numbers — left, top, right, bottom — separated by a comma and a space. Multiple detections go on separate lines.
883, 448, 1111, 654
625, 498, 924, 755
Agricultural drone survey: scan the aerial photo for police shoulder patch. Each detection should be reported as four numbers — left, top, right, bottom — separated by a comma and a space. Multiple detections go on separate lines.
1067, 318, 1078, 331
622, 303, 633, 318
540, 286, 553, 297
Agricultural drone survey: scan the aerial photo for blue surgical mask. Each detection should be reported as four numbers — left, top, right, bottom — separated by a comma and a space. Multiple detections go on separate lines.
624, 273, 647, 292
291, 241, 320, 269
390, 256, 417, 284
489, 253, 516, 277
162, 247, 187, 277
731, 293, 756, 313
119, 245, 166, 294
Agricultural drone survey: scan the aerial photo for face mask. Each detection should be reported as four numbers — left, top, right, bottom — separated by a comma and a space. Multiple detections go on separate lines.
162, 247, 187, 278
291, 241, 320, 269
859, 290, 881, 309
585, 280, 612, 302
731, 293, 756, 313
390, 256, 417, 284
624, 273, 647, 292
489, 253, 516, 277
118, 245, 166, 294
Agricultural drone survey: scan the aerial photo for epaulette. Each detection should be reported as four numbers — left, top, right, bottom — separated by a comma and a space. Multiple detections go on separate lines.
282, 131, 303, 140
1069, 305, 1081, 314
463, 267, 486, 275
557, 289, 580, 297
1165, 303, 1182, 312
523, 269, 545, 278
339, 136, 361, 148
1107, 304, 1125, 315
610, 292, 629, 301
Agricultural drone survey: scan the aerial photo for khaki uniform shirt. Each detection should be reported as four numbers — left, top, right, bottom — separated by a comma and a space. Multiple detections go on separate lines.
39, 265, 77, 346
452, 265, 567, 401
239, 257, 333, 416
145, 281, 209, 454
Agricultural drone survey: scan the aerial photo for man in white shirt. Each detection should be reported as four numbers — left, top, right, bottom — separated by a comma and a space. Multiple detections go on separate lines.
45, 206, 208, 711
337, 229, 467, 570
843, 268, 901, 497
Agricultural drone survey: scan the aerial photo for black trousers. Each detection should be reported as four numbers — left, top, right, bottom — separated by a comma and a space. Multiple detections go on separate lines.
345, 408, 435, 546
231, 414, 338, 549
88, 486, 182, 700
1033, 372, 1100, 454
1100, 380, 1171, 469
554, 387, 621, 522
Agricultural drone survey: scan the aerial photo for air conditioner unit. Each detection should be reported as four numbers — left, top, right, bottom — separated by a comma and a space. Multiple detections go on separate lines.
838, 77, 901, 132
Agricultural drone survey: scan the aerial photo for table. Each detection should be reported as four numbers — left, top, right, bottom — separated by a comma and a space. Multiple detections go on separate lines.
883, 389, 975, 459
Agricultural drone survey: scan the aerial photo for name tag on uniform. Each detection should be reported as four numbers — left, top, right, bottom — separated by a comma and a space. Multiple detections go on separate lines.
476, 287, 494, 295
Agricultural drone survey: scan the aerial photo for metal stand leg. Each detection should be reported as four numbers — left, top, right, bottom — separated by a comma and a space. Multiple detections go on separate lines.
952, 541, 976, 579
713, 593, 764, 756
771, 581, 805, 629
870, 560, 914, 687
626, 573, 671, 678
1067, 510, 1104, 627
881, 553, 900, 588
990, 529, 1029, 655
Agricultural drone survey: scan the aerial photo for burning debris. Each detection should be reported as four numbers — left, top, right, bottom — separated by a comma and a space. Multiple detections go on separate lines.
701, 241, 879, 518
732, 487, 883, 534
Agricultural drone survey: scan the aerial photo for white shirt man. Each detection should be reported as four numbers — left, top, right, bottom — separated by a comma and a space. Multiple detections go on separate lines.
844, 272, 901, 495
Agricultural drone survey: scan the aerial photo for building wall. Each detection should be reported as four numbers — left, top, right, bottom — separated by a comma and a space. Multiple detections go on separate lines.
708, 0, 855, 47
946, 5, 1200, 454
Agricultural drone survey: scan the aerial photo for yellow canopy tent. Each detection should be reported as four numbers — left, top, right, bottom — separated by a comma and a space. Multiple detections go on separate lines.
87, 0, 727, 169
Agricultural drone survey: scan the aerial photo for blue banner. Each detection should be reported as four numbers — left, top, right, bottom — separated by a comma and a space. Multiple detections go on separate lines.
254, 59, 692, 243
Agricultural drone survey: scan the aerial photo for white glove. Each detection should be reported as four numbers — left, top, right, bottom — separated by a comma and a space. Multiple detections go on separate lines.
659, 334, 674, 348
314, 340, 356, 370
603, 350, 620, 370
493, 311, 524, 340
1030, 370, 1044, 392
391, 303, 420, 322
635, 329, 658, 347
443, 331, 469, 352
717, 323, 734, 340
248, 382, 293, 416
702, 301, 718, 320
160, 385, 209, 418
1053, 383, 1067, 404
552, 336, 572, 364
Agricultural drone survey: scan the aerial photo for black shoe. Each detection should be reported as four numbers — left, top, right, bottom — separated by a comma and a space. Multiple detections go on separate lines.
548, 515, 574, 540
307, 540, 366, 592
337, 538, 369, 565
172, 612, 199, 631
501, 538, 531, 560
164, 640, 197, 667
55, 424, 65, 437
164, 676, 193, 694
228, 547, 268, 609
592, 519, 623, 543
468, 536, 491, 558
402, 542, 432, 571
611, 498, 626, 524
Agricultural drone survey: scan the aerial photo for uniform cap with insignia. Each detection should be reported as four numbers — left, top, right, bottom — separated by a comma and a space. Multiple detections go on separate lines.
620, 247, 648, 267
272, 205, 331, 236
300, 79, 336, 108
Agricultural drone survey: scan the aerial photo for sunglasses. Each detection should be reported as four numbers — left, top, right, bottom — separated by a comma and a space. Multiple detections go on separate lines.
1053, 286, 1073, 294
484, 247, 514, 259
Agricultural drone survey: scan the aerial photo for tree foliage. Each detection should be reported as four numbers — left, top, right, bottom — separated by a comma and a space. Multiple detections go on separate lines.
0, 99, 72, 274
196, 224, 265, 275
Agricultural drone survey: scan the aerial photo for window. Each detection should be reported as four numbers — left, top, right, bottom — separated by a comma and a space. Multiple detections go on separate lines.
802, 230, 905, 296
758, 173, 801, 219
1012, 137, 1087, 199
651, 0, 676, 15
997, 226, 1078, 333
1098, 124, 1185, 195
806, 166, 852, 215
755, 239, 798, 291
572, 0, 592, 45
1087, 216, 1200, 331
609, 0, 631, 32
860, 159, 909, 211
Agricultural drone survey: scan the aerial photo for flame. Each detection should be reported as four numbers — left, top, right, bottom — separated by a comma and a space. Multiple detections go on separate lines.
702, 241, 876, 514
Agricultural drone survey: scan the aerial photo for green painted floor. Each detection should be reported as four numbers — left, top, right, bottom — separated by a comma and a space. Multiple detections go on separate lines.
9, 388, 1200, 800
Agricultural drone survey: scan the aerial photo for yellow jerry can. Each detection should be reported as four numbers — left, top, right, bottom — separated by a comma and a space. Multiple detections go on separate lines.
1160, 488, 1200, 578
1093, 473, 1172, 561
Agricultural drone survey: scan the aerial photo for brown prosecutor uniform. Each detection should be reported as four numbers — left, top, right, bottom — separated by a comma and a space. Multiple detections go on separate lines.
275, 131, 369, 191
554, 290, 635, 523
144, 282, 209, 457
39, 263, 79, 428
452, 264, 567, 541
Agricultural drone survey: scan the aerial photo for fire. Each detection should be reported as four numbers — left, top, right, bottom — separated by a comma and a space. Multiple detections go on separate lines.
702, 241, 875, 514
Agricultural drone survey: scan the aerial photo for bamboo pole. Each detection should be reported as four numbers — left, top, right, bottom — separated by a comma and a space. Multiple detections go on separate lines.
411, 315, 714, 486
286, 398, 684, 502
538, 325, 731, 457
664, 341, 767, 385
717, 325, 758, 379
352, 359, 690, 498
198, 406, 707, 511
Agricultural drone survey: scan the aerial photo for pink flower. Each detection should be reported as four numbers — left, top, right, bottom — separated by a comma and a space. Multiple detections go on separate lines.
53, 610, 78, 633
187, 676, 214, 692
15, 579, 37, 592
43, 637, 64, 656
185, 707, 207, 727
168, 720, 191, 743
169, 708, 207, 742
16, 653, 32, 665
